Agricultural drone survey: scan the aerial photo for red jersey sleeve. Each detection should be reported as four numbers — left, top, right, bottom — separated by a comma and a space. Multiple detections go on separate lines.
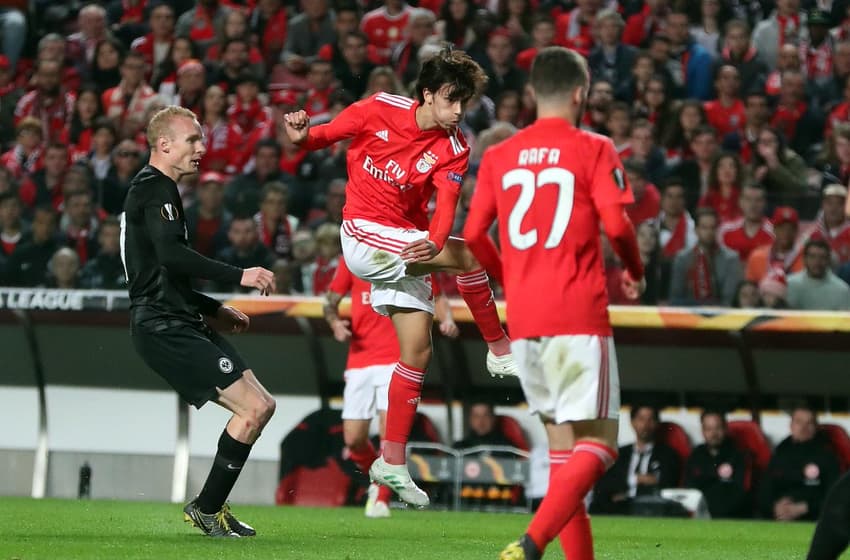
327, 255, 354, 296
590, 138, 634, 210
302, 97, 370, 151
462, 149, 503, 285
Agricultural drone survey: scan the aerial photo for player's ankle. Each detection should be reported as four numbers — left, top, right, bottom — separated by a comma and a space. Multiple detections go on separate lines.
381, 441, 406, 465
487, 336, 512, 356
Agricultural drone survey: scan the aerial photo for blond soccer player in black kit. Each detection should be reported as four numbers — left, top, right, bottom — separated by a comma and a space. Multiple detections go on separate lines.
122, 106, 276, 537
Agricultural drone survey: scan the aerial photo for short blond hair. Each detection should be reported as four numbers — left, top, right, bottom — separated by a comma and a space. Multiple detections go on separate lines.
146, 106, 199, 151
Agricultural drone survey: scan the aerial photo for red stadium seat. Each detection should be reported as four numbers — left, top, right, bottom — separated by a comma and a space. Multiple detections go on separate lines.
820, 424, 850, 473
275, 457, 351, 507
656, 421, 691, 485
496, 415, 530, 451
727, 420, 772, 479
411, 412, 442, 443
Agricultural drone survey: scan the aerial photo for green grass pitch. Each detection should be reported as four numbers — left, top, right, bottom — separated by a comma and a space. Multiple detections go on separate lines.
2, 497, 845, 559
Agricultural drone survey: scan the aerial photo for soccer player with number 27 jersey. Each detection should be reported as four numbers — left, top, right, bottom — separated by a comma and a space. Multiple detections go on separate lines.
284, 48, 518, 508
464, 47, 646, 560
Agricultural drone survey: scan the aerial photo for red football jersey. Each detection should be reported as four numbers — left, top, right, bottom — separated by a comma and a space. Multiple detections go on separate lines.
703, 99, 746, 137
328, 256, 399, 370
303, 92, 468, 232
719, 218, 775, 261
361, 6, 411, 64
468, 118, 634, 339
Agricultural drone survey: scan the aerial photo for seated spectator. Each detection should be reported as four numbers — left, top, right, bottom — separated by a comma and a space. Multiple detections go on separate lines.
336, 31, 377, 100
86, 118, 118, 182
483, 27, 526, 102
656, 178, 697, 261
151, 37, 200, 100
633, 76, 673, 140
626, 118, 668, 186
622, 0, 667, 48
198, 84, 238, 173
764, 43, 803, 98
698, 152, 745, 223
637, 221, 662, 304
35, 34, 83, 96
813, 39, 850, 109
310, 223, 341, 295
0, 193, 26, 258
214, 215, 274, 292
666, 9, 714, 100
60, 190, 99, 265
290, 228, 317, 294
606, 101, 632, 155
88, 38, 124, 95
760, 405, 840, 521
250, 0, 288, 68
685, 410, 750, 518
361, 0, 413, 65
186, 172, 232, 258
588, 9, 636, 95
255, 181, 298, 262
175, 0, 230, 56
1, 117, 44, 181
591, 405, 681, 515
800, 10, 834, 89
129, 3, 175, 78
226, 71, 274, 172
6, 206, 60, 287
722, 89, 770, 165
819, 123, 850, 187
751, 126, 808, 208
661, 100, 706, 169
760, 270, 789, 309
66, 87, 103, 163
169, 58, 207, 116
79, 217, 125, 289
712, 19, 769, 96
770, 68, 824, 161
224, 139, 291, 216
0, 55, 23, 149
808, 184, 850, 265
704, 65, 747, 139
719, 184, 774, 262
787, 239, 850, 310
101, 51, 158, 141
46, 247, 81, 289
582, 78, 614, 134
670, 208, 743, 306
98, 140, 141, 215
67, 4, 111, 67
307, 178, 345, 231
278, 0, 335, 76
392, 8, 436, 89
204, 10, 264, 75
302, 58, 336, 122
733, 279, 763, 308
209, 38, 254, 95
19, 142, 69, 212
746, 206, 804, 284
453, 399, 514, 450
670, 125, 719, 211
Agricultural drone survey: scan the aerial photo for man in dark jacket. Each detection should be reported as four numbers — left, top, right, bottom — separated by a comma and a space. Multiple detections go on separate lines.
685, 410, 749, 518
214, 216, 275, 293
5, 206, 61, 286
588, 9, 637, 96
79, 216, 126, 289
712, 19, 769, 95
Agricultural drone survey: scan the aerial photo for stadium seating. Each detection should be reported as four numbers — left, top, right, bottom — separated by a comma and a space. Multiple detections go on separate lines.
411, 412, 443, 444
275, 457, 351, 507
496, 415, 530, 451
819, 424, 850, 473
656, 421, 691, 485
726, 420, 771, 495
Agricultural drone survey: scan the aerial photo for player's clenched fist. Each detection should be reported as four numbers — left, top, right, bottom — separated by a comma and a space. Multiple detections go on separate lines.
241, 267, 276, 295
283, 111, 310, 144
620, 269, 646, 301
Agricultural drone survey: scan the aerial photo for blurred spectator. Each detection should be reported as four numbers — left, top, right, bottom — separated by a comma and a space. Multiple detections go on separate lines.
553, 0, 597, 56
689, 0, 726, 58
634, 76, 673, 142
588, 10, 636, 96
753, 1, 804, 70
210, 38, 255, 94
746, 206, 804, 283
0, 0, 26, 72
5, 206, 60, 287
751, 126, 808, 207
661, 99, 706, 168
657, 177, 697, 260
227, 71, 274, 171
666, 9, 714, 100
684, 410, 749, 518
772, 68, 825, 160
15, 59, 76, 144
465, 9, 498, 69
19, 142, 69, 212
493, 90, 521, 128
129, 3, 176, 77
279, 0, 335, 75
453, 399, 514, 449
60, 190, 99, 265
303, 58, 336, 121
307, 177, 345, 230
250, 0, 288, 68
622, 0, 668, 48
801, 10, 835, 87
760, 269, 790, 308
318, 2, 361, 72
625, 159, 660, 227
86, 118, 119, 182
151, 37, 200, 97
671, 207, 743, 306
714, 19, 769, 96
79, 217, 125, 289
101, 51, 159, 140
336, 31, 377, 100
722, 89, 770, 164
498, 0, 533, 48
46, 247, 81, 289
214, 215, 274, 292
765, 43, 803, 97
719, 184, 774, 261
733, 278, 763, 307
1, 117, 44, 181
310, 222, 341, 294
606, 101, 631, 155
0, 167, 14, 196
67, 87, 103, 163
704, 65, 746, 138
582, 78, 614, 134
290, 228, 316, 294
514, 14, 554, 73
671, 125, 719, 209
99, 139, 143, 215
36, 34, 83, 94
0, 55, 23, 149
698, 152, 745, 223
760, 405, 840, 521
205, 9, 264, 74
637, 221, 662, 304
813, 40, 850, 109
0, 193, 25, 257
437, 0, 476, 50
809, 184, 850, 265
591, 405, 681, 515
627, 119, 668, 185
186, 171, 232, 257
225, 139, 290, 216
361, 0, 412, 65
172, 58, 207, 115
89, 38, 125, 93
68, 4, 112, 67
787, 239, 850, 310
824, 78, 850, 141
199, 84, 240, 174
176, 0, 231, 55
484, 28, 526, 101
255, 181, 298, 261
362, 65, 403, 99
271, 258, 292, 295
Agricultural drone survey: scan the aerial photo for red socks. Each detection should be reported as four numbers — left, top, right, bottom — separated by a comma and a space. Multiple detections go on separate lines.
456, 269, 510, 354
348, 440, 378, 474
549, 450, 594, 559
528, 442, 617, 555
382, 362, 425, 465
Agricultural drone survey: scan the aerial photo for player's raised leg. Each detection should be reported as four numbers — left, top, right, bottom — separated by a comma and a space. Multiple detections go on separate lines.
184, 369, 276, 537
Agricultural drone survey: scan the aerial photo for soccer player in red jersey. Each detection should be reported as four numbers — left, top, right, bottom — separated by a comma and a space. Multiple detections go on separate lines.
324, 256, 458, 518
463, 47, 645, 560
283, 48, 517, 507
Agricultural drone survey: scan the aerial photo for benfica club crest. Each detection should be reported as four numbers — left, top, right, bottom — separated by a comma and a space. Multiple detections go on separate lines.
416, 151, 438, 173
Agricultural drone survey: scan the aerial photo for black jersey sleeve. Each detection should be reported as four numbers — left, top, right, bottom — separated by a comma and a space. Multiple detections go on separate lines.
190, 290, 224, 317
143, 198, 243, 285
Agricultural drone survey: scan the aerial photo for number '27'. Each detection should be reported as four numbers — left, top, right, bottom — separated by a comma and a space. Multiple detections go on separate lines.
502, 168, 575, 250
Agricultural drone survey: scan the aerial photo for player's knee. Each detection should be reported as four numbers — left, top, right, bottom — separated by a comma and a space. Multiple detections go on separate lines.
344, 432, 367, 450
401, 346, 431, 370
257, 398, 276, 426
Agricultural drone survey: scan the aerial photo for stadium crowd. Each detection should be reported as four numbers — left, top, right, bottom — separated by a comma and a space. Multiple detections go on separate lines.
1, 0, 850, 310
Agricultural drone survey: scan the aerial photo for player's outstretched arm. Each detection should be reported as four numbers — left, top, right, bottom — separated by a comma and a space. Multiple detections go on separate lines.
283, 110, 311, 145
283, 99, 366, 151
435, 294, 459, 338
598, 205, 646, 300
323, 290, 352, 342
462, 153, 503, 285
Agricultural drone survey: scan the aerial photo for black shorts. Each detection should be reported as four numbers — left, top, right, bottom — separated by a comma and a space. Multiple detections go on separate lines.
131, 321, 249, 408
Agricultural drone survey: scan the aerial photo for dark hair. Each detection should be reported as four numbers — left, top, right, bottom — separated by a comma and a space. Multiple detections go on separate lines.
662, 99, 706, 150
695, 206, 719, 226
468, 397, 495, 415
752, 127, 789, 167
708, 151, 743, 191
692, 124, 717, 141
608, 100, 632, 118
152, 37, 201, 90
221, 37, 249, 53
328, 89, 355, 108
65, 189, 92, 204
789, 402, 817, 420
415, 46, 488, 104
630, 404, 659, 421
804, 238, 831, 256
343, 30, 369, 46
724, 18, 750, 36
92, 116, 118, 138
529, 46, 588, 101
336, 2, 361, 16
255, 138, 282, 158
45, 141, 69, 153
439, 0, 475, 47
99, 216, 121, 230
700, 409, 728, 425
662, 176, 685, 192
70, 85, 104, 145
123, 50, 146, 65
731, 279, 761, 308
